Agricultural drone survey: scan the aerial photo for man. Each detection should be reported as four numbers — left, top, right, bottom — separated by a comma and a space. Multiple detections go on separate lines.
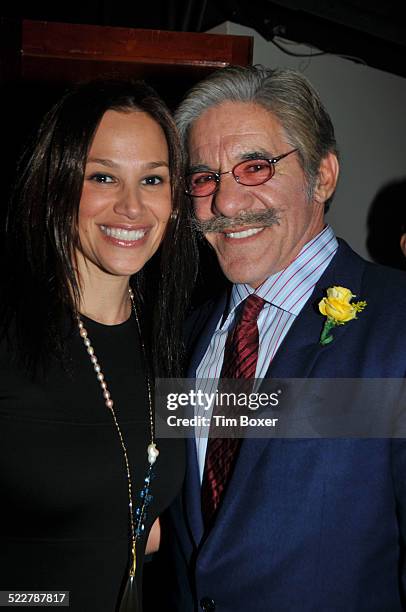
168, 66, 406, 611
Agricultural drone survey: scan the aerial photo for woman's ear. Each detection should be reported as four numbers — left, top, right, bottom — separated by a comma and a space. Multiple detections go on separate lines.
313, 152, 340, 205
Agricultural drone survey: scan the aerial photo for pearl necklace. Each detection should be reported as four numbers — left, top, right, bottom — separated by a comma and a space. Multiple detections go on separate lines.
77, 288, 159, 611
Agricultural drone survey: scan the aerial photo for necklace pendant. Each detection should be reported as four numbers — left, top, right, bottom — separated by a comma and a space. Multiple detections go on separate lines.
147, 443, 159, 465
118, 575, 140, 612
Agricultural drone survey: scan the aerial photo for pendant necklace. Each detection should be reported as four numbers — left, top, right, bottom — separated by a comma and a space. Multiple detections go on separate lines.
77, 288, 159, 612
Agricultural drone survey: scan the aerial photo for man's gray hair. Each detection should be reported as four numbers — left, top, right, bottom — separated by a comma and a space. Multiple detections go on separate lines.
175, 65, 339, 207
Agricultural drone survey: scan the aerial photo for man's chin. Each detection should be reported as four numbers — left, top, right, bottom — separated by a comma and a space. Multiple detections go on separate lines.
218, 263, 266, 288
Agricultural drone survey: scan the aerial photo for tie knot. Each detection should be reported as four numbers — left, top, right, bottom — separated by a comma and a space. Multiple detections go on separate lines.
240, 294, 265, 322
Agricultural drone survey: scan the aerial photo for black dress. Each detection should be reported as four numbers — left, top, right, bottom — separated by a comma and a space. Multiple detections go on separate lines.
0, 315, 184, 611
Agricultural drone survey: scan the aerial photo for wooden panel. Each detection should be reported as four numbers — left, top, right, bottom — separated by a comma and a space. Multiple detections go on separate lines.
1, 18, 253, 109
13, 20, 253, 84
22, 20, 253, 66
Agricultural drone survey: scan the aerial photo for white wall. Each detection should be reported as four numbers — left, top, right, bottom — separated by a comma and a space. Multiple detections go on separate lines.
209, 22, 406, 260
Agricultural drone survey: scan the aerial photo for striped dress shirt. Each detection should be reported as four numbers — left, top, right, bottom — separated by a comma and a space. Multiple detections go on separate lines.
195, 225, 338, 479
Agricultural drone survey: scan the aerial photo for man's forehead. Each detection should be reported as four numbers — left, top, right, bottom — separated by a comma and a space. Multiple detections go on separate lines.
187, 101, 287, 163
190, 131, 272, 149
188, 132, 282, 167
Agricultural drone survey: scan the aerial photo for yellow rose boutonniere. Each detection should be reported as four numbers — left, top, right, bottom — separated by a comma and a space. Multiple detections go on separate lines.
318, 286, 367, 345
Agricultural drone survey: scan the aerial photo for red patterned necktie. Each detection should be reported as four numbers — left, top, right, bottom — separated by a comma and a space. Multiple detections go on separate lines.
201, 294, 265, 528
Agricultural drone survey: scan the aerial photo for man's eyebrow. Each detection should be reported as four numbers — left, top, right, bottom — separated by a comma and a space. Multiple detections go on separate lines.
240, 150, 273, 161
187, 163, 213, 174
187, 150, 273, 174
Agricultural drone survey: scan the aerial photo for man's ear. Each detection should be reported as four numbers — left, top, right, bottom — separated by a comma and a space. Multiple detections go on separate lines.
313, 152, 339, 205
400, 232, 406, 258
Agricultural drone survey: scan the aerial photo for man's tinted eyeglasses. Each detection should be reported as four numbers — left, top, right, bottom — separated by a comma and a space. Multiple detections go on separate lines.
185, 148, 298, 197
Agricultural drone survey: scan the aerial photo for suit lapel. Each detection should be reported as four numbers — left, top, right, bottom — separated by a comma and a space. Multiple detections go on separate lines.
187, 292, 229, 378
184, 292, 229, 546
267, 239, 366, 379
183, 438, 204, 545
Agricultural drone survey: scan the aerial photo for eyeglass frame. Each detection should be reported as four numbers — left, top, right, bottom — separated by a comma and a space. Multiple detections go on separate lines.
185, 148, 298, 197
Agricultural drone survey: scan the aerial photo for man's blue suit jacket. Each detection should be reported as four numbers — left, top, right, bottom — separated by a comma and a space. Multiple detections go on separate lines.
168, 240, 406, 612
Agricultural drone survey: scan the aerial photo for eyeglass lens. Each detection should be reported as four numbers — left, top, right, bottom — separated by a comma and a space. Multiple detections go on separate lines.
187, 159, 273, 197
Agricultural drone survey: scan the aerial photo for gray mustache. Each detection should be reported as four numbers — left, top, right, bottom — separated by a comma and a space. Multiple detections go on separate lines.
193, 208, 280, 234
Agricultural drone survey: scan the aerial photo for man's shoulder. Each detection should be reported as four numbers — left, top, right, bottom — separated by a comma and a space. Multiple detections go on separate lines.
333, 241, 406, 346
336, 238, 406, 299
362, 257, 406, 293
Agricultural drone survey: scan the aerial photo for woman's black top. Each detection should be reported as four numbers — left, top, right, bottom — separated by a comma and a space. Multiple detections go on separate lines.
0, 314, 184, 611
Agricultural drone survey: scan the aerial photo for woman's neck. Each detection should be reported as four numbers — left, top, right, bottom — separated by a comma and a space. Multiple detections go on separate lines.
77, 272, 133, 325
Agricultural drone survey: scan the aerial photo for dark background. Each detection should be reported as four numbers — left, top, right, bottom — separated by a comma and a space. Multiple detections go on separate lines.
4, 0, 406, 78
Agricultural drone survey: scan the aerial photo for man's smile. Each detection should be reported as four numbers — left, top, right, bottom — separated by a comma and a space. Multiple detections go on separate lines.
222, 226, 265, 239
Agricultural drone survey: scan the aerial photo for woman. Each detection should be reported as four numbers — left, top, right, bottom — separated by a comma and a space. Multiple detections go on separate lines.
0, 79, 196, 611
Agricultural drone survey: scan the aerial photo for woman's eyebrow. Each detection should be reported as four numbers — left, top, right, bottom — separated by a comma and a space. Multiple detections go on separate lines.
86, 157, 119, 168
87, 158, 169, 169
144, 161, 170, 169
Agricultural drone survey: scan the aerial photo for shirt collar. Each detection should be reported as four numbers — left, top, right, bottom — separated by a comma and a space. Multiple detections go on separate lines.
224, 225, 338, 325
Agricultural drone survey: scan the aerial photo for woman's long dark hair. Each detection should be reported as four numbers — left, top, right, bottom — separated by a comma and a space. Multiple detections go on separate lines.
0, 79, 197, 377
